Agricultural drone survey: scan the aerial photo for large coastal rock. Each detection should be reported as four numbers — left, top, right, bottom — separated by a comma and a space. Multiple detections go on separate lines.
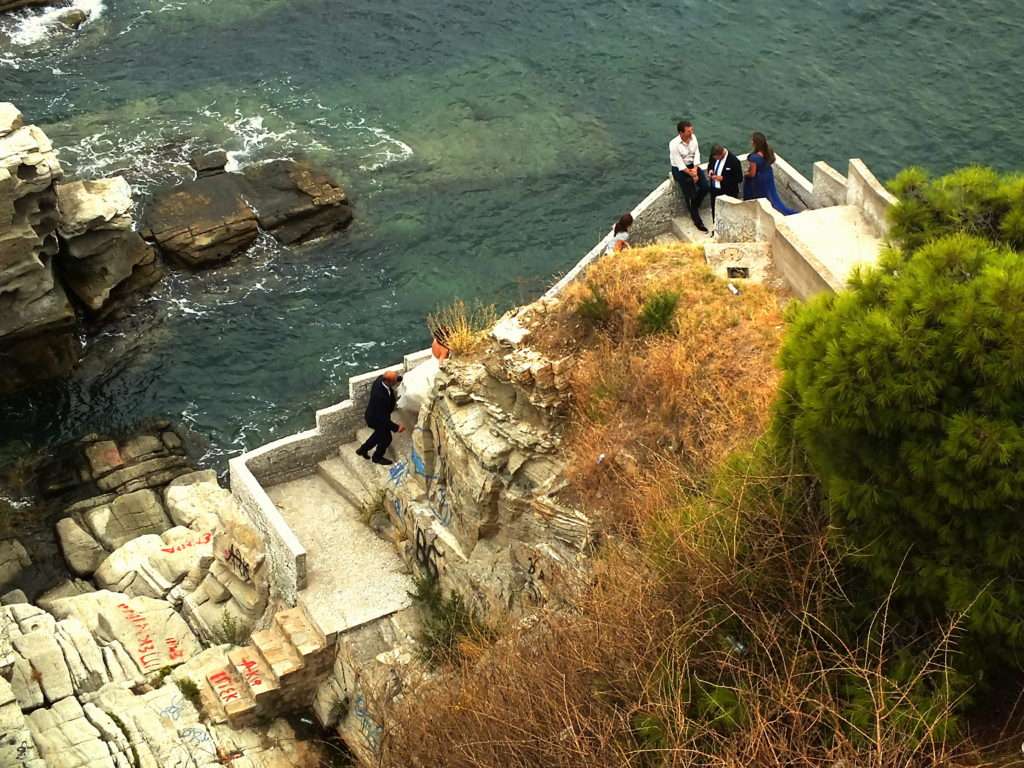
0, 104, 77, 393
141, 158, 353, 266
55, 177, 163, 316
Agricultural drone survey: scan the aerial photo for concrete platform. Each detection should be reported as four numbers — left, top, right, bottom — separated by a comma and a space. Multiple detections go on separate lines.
784, 205, 883, 282
266, 473, 413, 637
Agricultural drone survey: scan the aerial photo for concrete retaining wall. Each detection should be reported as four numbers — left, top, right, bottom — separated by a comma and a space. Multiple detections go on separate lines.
846, 158, 897, 239
715, 196, 842, 300
231, 350, 431, 602
812, 161, 848, 208
773, 156, 814, 212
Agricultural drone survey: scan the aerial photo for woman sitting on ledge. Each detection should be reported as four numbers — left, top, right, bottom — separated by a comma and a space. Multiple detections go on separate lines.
743, 132, 797, 216
604, 213, 633, 254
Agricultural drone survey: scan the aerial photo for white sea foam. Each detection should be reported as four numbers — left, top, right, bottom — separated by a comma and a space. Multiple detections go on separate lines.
345, 117, 414, 171
222, 114, 296, 172
7, 0, 104, 47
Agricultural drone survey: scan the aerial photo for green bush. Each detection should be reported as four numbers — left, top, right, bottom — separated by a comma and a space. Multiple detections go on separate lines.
410, 574, 492, 667
887, 165, 1024, 252
638, 289, 680, 335
576, 283, 612, 326
776, 232, 1024, 675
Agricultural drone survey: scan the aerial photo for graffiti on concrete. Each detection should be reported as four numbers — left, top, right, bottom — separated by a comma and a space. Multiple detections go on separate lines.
414, 527, 441, 581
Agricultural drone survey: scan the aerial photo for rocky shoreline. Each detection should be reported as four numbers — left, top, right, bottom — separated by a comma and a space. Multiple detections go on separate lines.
0, 422, 338, 767
0, 102, 354, 396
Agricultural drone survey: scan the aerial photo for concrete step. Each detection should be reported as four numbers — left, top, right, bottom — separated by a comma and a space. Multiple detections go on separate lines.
654, 232, 682, 245
205, 662, 258, 725
318, 455, 377, 513
227, 645, 280, 704
251, 625, 305, 682
670, 214, 715, 245
275, 604, 328, 659
354, 427, 413, 463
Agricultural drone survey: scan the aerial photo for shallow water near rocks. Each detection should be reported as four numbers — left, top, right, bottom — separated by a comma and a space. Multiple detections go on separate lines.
2, 0, 1023, 470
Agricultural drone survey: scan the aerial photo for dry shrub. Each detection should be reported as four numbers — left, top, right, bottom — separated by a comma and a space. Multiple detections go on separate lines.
381, 442, 979, 767
550, 244, 783, 520
427, 299, 498, 355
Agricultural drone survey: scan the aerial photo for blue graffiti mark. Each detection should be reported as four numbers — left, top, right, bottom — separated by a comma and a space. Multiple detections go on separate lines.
387, 460, 408, 486
434, 485, 453, 527
410, 446, 438, 480
353, 692, 383, 752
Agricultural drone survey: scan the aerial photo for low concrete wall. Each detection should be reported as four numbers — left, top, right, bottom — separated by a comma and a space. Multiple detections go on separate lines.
715, 196, 842, 299
231, 351, 431, 602
546, 176, 683, 297
846, 158, 897, 239
773, 156, 814, 212
812, 161, 848, 208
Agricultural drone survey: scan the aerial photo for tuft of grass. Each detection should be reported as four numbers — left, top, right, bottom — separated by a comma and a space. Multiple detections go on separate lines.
409, 574, 493, 668
212, 610, 248, 646
575, 283, 613, 327
427, 299, 498, 355
638, 289, 680, 335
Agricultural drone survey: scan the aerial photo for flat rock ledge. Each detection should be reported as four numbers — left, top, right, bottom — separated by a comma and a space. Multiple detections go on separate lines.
142, 157, 354, 267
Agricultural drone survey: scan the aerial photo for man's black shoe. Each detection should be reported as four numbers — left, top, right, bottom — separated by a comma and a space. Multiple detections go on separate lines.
372, 457, 394, 466
355, 448, 370, 460
695, 221, 709, 233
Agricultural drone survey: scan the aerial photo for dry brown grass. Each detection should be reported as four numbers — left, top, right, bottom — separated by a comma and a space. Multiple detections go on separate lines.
381, 444, 980, 767
538, 244, 784, 522
380, 246, 990, 768
427, 299, 498, 355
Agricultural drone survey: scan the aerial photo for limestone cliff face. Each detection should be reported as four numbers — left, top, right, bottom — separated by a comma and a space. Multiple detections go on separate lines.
385, 306, 595, 619
0, 105, 77, 391
0, 104, 162, 393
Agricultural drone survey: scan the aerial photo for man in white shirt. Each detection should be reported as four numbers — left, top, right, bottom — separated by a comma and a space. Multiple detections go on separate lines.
669, 120, 709, 233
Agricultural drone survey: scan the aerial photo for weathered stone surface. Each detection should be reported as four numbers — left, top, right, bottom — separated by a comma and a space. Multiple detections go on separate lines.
94, 454, 189, 492
141, 172, 259, 266
55, 7, 89, 28
0, 0, 54, 12
141, 158, 352, 266
1, 588, 28, 604
12, 629, 74, 703
0, 103, 23, 136
47, 590, 201, 677
0, 113, 76, 393
56, 517, 106, 577
164, 472, 234, 531
26, 694, 117, 768
83, 489, 172, 550
190, 148, 228, 176
0, 676, 44, 766
35, 578, 94, 612
0, 538, 31, 589
83, 440, 123, 477
120, 434, 164, 463
60, 229, 160, 313
94, 527, 213, 598
55, 177, 133, 239
55, 616, 109, 693
241, 159, 353, 245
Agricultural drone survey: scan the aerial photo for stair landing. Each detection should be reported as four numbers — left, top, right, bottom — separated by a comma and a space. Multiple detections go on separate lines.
266, 472, 413, 639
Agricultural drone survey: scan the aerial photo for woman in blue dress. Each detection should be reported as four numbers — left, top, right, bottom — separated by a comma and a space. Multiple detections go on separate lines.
743, 132, 797, 215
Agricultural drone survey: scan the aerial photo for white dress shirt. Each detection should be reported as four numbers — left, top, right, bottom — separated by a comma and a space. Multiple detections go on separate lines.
669, 134, 700, 171
711, 150, 728, 189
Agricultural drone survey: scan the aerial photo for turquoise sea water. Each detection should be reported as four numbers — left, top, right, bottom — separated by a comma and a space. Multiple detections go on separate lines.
2, 0, 1023, 468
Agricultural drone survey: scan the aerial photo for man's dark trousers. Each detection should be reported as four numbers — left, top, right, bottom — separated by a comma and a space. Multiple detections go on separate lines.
358, 426, 393, 461
672, 167, 709, 226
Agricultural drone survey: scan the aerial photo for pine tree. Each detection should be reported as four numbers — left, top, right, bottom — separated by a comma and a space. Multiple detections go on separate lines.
777, 223, 1024, 673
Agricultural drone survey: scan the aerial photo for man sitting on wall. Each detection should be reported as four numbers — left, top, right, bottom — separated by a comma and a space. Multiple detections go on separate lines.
707, 143, 744, 223
669, 119, 709, 233
356, 370, 405, 465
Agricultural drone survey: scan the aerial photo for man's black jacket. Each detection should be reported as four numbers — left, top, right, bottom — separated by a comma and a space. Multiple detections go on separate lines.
712, 150, 744, 198
364, 376, 399, 431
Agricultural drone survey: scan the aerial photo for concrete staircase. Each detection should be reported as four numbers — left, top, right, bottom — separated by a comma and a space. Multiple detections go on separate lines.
317, 428, 412, 517
180, 604, 333, 727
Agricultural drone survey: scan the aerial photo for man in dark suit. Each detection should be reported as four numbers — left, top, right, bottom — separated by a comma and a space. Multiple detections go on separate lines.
707, 144, 744, 223
356, 370, 405, 465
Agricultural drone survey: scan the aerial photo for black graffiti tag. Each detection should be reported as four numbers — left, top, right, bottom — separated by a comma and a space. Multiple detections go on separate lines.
415, 527, 441, 581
